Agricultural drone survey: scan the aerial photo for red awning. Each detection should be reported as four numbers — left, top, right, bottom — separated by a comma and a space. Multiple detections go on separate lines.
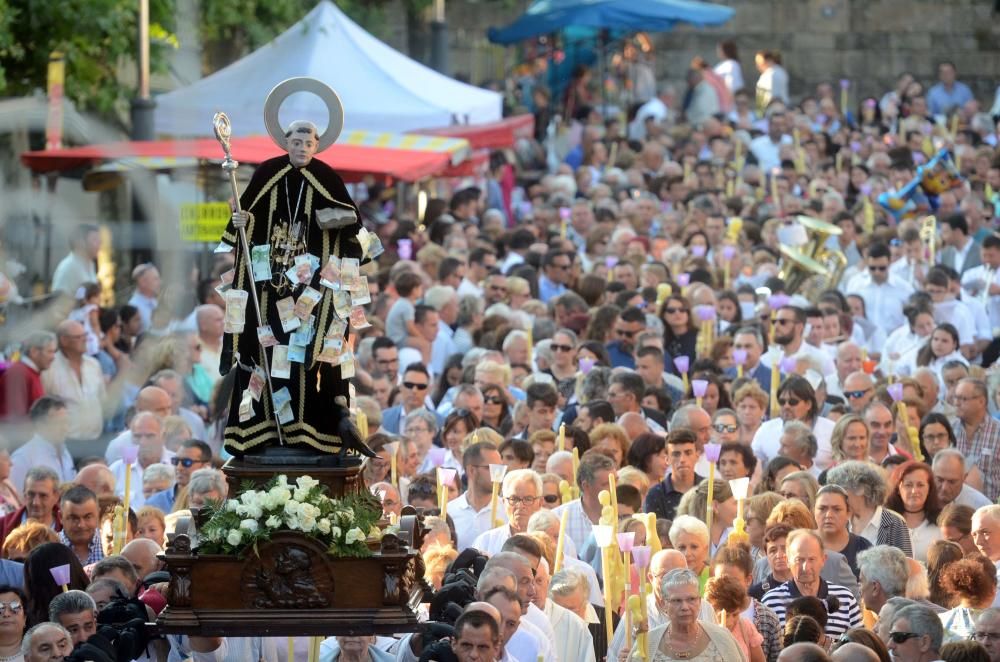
20, 135, 459, 183
419, 114, 535, 150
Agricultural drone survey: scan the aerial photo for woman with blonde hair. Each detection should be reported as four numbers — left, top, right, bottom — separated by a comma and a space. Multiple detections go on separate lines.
423, 542, 458, 590
678, 479, 736, 555
765, 499, 817, 530
733, 382, 768, 445
2, 522, 59, 561
828, 413, 870, 464
616, 466, 651, 505
588, 423, 630, 468
136, 505, 166, 548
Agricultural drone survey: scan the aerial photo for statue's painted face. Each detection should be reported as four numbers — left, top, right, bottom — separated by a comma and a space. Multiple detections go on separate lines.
287, 128, 318, 168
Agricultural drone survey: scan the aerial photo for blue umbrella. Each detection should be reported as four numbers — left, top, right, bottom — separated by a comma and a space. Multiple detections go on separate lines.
488, 0, 735, 44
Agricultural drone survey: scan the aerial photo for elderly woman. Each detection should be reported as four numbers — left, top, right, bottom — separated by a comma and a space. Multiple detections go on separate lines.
632, 568, 745, 661
752, 376, 835, 471
778, 471, 820, 511
677, 480, 737, 556
710, 408, 740, 445
826, 461, 913, 557
884, 461, 941, 563
778, 422, 821, 479
937, 555, 998, 642
733, 382, 768, 446
142, 463, 175, 499
175, 468, 227, 511
403, 409, 438, 470
668, 516, 711, 581
323, 635, 395, 662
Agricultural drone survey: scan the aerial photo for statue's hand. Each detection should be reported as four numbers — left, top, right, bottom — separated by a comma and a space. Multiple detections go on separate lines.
231, 210, 252, 229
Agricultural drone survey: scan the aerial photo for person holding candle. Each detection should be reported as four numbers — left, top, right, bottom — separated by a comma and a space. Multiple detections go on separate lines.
628, 567, 744, 662
472, 470, 543, 555
688, 374, 730, 417
710, 545, 782, 662
449, 441, 506, 552
733, 383, 768, 447
678, 480, 737, 556
659, 296, 698, 372
57, 486, 102, 567
728, 329, 775, 395
553, 451, 616, 551
668, 516, 710, 581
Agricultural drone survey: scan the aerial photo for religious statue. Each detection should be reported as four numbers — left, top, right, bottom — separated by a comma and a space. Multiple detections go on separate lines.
214, 78, 378, 461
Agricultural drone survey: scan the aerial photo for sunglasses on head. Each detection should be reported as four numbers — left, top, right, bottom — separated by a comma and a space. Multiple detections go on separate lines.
403, 381, 428, 390
778, 397, 801, 407
170, 457, 202, 468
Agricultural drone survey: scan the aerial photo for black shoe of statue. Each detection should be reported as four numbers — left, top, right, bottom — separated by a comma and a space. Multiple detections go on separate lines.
335, 404, 377, 459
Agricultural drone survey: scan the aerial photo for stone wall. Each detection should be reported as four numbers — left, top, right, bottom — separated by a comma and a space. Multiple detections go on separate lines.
401, 0, 1000, 106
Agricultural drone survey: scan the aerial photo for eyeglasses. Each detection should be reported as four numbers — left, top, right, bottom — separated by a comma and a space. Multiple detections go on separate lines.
505, 495, 540, 506
0, 600, 22, 614
404, 426, 430, 434
774, 318, 795, 326
974, 632, 1000, 643
543, 494, 560, 504
778, 397, 802, 406
887, 632, 922, 644
664, 307, 687, 314
170, 457, 204, 468
403, 382, 429, 390
844, 389, 872, 399
714, 423, 738, 433
616, 328, 636, 338
550, 344, 573, 353
484, 396, 505, 405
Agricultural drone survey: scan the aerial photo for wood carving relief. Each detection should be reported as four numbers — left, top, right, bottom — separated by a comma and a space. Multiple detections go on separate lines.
241, 536, 334, 609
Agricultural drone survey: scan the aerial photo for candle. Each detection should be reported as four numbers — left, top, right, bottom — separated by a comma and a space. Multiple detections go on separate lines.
728, 477, 751, 548
628, 595, 644, 658
674, 355, 690, 393
559, 480, 572, 505
888, 383, 923, 462
704, 444, 721, 538
357, 409, 369, 441
558, 422, 566, 452
439, 468, 457, 520
593, 525, 615, 649
525, 325, 533, 365
571, 447, 580, 499
656, 283, 672, 306
489, 463, 507, 528
50, 564, 70, 593
385, 441, 399, 487
692, 379, 709, 409
559, 206, 570, 239
733, 348, 748, 379
609, 472, 618, 518
554, 509, 570, 572
632, 546, 652, 660
112, 505, 126, 555
122, 444, 137, 526
770, 355, 780, 418
618, 531, 636, 643
722, 245, 737, 288
287, 637, 294, 662
840, 79, 849, 116
770, 170, 781, 215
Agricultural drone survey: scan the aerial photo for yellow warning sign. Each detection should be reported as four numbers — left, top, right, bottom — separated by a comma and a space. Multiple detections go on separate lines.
179, 202, 231, 242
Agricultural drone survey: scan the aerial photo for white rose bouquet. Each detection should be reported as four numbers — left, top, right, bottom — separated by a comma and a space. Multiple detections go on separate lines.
198, 475, 382, 557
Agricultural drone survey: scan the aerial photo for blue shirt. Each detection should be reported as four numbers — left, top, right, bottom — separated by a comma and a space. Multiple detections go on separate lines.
538, 274, 566, 303
0, 560, 23, 588
146, 485, 178, 514
60, 528, 104, 566
605, 341, 635, 369
926, 81, 974, 116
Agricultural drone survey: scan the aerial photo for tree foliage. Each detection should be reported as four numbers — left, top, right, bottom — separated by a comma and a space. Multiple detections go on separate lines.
0, 0, 175, 115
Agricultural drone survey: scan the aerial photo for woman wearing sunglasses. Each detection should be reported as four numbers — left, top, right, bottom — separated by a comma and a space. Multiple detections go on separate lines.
0, 584, 26, 659
751, 375, 836, 472
711, 408, 740, 444
659, 295, 698, 374
479, 383, 512, 437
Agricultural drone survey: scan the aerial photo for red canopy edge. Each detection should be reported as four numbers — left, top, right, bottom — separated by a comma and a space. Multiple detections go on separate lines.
19, 136, 454, 183
418, 114, 534, 150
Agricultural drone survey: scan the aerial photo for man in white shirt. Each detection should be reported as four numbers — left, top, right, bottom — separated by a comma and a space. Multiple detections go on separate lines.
194, 304, 225, 387
11, 396, 77, 492
961, 234, 1000, 334
424, 285, 459, 375
127, 262, 161, 332
41, 320, 106, 449
51, 224, 99, 295
925, 268, 978, 355
939, 212, 982, 275
105, 386, 173, 463
755, 50, 789, 107
933, 449, 993, 510
450, 442, 507, 551
108, 412, 175, 509
825, 342, 863, 400
846, 242, 914, 337
532, 557, 596, 662
457, 247, 497, 299
749, 110, 792, 173
478, 558, 556, 662
473, 469, 541, 555
629, 85, 675, 142
760, 305, 835, 378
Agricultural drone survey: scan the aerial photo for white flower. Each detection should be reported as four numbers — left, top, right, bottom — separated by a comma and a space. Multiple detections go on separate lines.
240, 519, 259, 533
332, 526, 342, 539
225, 499, 239, 512
265, 515, 282, 528
293, 488, 308, 502
284, 500, 300, 516
268, 486, 292, 507
296, 476, 320, 492
226, 529, 243, 546
317, 519, 331, 535
345, 527, 365, 545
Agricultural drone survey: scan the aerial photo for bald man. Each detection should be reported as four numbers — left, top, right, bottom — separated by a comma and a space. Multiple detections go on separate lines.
104, 386, 172, 464
122, 538, 164, 582
831, 642, 879, 662
75, 464, 115, 497
608, 549, 715, 660
618, 411, 651, 440
778, 642, 832, 661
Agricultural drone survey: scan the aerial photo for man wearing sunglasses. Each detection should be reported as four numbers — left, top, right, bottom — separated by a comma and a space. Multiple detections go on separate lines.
538, 251, 570, 303
840, 371, 875, 414
381, 363, 433, 435
845, 242, 914, 337
761, 305, 835, 379
606, 307, 646, 369
146, 439, 213, 513
886, 604, 944, 662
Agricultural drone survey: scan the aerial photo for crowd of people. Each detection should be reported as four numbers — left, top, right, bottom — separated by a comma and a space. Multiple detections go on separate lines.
2, 37, 1000, 662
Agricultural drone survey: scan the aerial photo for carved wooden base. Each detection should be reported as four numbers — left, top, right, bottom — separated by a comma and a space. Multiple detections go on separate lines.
156, 462, 428, 637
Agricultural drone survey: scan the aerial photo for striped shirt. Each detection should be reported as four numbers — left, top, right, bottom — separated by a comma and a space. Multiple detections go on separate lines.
761, 579, 861, 637
552, 499, 596, 552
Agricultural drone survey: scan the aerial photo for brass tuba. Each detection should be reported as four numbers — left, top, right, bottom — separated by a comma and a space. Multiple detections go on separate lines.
778, 215, 849, 299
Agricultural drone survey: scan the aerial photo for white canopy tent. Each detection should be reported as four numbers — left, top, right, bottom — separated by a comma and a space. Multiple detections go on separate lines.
154, 0, 502, 137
